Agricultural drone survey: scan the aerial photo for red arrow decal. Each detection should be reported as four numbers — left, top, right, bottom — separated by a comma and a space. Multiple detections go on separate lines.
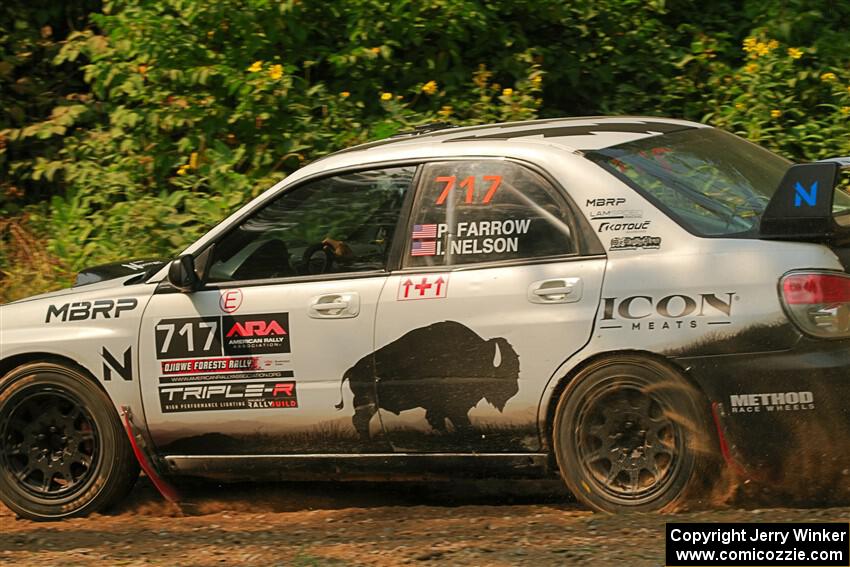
402, 279, 413, 298
434, 276, 445, 295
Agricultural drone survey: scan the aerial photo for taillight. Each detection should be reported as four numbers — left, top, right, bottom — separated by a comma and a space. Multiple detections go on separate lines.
780, 272, 850, 338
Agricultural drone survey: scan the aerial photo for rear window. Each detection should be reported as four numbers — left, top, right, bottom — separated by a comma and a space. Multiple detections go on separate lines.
586, 128, 790, 236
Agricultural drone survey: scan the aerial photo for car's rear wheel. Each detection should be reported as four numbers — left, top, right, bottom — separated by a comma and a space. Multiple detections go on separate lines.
553, 356, 715, 512
0, 362, 139, 520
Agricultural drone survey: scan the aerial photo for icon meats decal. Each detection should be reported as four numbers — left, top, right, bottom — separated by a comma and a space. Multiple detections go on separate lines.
337, 321, 520, 439
159, 381, 298, 412
155, 313, 290, 359
600, 292, 736, 331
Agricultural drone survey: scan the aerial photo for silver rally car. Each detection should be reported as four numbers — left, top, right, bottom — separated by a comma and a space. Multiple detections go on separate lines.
1, 117, 849, 520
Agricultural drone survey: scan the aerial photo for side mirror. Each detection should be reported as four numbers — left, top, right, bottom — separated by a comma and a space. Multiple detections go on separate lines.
167, 254, 199, 292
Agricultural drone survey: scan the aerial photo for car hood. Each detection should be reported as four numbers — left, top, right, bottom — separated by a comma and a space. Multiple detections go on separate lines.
3, 260, 163, 306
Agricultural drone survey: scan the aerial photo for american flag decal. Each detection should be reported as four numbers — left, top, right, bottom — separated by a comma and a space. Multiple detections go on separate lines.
411, 240, 436, 256
411, 224, 437, 239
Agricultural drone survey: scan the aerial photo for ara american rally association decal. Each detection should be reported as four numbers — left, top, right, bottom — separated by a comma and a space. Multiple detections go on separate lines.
154, 312, 298, 413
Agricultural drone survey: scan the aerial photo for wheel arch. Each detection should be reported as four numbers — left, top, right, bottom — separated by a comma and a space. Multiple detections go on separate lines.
0, 353, 108, 398
540, 349, 710, 458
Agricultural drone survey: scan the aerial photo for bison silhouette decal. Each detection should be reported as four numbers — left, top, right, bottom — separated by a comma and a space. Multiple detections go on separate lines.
336, 321, 520, 439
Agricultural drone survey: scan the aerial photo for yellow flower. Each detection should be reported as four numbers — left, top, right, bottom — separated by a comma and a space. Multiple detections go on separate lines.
767, 39, 779, 50
380, 92, 393, 101
821, 72, 838, 82
742, 37, 757, 52
438, 105, 452, 117
841, 107, 850, 115
531, 75, 542, 87
421, 80, 438, 95
340, 91, 350, 98
176, 165, 189, 176
787, 47, 803, 60
502, 88, 513, 97
370, 47, 381, 54
770, 109, 782, 118
189, 152, 199, 169
745, 63, 759, 74
269, 64, 283, 80
247, 60, 263, 73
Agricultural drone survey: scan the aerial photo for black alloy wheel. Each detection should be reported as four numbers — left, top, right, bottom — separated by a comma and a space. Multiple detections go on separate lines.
0, 362, 139, 520
1, 388, 100, 499
553, 356, 716, 512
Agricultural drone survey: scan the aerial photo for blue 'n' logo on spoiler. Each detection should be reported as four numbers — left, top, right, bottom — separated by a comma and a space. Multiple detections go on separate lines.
794, 181, 818, 207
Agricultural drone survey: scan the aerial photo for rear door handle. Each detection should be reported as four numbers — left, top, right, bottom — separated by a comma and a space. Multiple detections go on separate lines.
309, 293, 360, 319
528, 278, 582, 304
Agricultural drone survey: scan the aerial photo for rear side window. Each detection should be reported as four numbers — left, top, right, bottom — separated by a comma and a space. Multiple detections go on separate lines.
586, 128, 790, 236
404, 161, 575, 268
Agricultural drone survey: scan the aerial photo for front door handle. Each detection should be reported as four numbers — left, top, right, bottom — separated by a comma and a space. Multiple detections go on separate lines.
528, 278, 582, 304
309, 293, 360, 319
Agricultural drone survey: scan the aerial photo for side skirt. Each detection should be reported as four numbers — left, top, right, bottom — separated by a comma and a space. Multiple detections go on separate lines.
162, 453, 552, 482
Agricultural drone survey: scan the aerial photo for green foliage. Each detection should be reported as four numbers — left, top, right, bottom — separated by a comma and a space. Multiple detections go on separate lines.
1, 0, 850, 302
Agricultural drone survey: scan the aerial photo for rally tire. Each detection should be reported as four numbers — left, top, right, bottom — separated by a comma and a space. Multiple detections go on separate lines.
0, 362, 139, 520
553, 356, 715, 513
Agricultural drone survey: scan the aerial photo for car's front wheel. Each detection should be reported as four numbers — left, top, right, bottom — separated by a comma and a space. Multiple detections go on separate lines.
0, 362, 139, 520
553, 355, 716, 512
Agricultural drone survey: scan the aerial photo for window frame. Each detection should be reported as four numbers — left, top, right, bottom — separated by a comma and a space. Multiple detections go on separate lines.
181, 163, 422, 291
158, 156, 603, 293
397, 157, 599, 273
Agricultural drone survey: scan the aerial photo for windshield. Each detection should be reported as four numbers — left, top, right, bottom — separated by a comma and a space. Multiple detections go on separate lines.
586, 128, 791, 236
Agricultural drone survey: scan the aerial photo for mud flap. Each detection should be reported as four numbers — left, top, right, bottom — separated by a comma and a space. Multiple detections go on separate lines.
120, 406, 180, 503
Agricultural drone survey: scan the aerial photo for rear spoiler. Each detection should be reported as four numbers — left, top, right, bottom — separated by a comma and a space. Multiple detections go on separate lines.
760, 157, 850, 244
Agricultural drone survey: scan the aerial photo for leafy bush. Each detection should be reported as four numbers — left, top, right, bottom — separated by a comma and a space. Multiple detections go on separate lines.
1, 0, 850, 302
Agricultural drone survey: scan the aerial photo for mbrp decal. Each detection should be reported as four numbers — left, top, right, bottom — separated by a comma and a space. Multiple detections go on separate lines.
609, 235, 662, 251
336, 321, 520, 440
46, 298, 138, 323
154, 312, 290, 360
600, 292, 736, 331
397, 274, 448, 300
730, 391, 815, 413
586, 198, 626, 208
158, 381, 298, 412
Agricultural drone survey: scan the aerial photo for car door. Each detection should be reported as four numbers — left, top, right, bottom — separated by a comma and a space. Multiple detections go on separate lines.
138, 166, 416, 456
366, 159, 606, 453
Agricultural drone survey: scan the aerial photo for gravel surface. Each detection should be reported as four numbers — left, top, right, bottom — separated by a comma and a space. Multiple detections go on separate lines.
1, 478, 848, 566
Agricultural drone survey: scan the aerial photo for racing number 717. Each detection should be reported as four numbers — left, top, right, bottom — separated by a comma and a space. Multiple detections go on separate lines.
434, 175, 502, 205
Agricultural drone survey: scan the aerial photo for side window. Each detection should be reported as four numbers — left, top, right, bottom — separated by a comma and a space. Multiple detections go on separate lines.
208, 166, 415, 282
404, 161, 575, 268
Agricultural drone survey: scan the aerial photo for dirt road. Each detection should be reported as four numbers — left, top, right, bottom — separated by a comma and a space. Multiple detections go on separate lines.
1, 479, 848, 566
